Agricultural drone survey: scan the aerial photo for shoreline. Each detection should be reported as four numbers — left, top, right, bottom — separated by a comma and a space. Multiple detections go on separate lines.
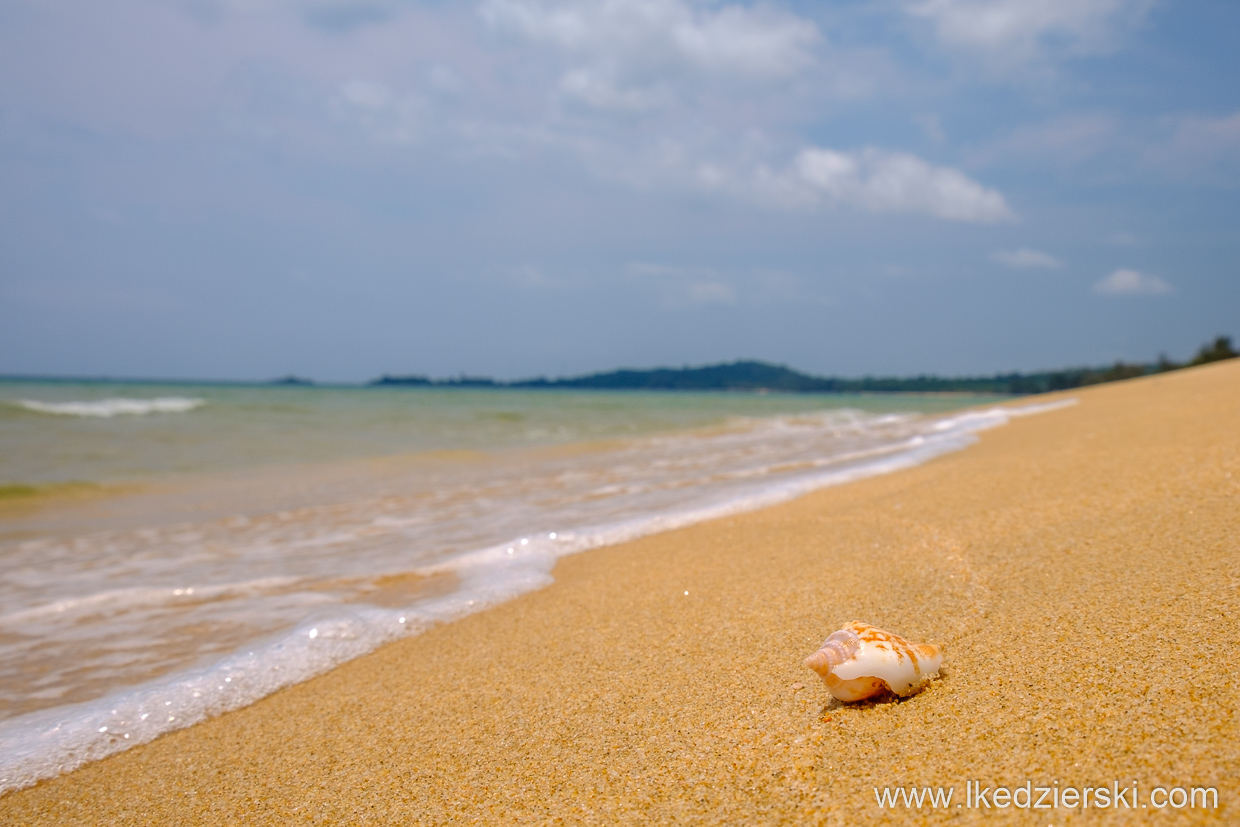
2, 361, 1237, 823
0, 397, 1049, 786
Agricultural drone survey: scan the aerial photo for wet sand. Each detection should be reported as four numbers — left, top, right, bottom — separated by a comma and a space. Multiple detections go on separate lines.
3, 360, 1237, 824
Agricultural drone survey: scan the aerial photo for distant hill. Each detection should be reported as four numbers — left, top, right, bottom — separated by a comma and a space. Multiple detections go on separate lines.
512, 360, 1156, 394
368, 336, 1236, 395
512, 361, 835, 392
367, 360, 1136, 394
370, 374, 496, 387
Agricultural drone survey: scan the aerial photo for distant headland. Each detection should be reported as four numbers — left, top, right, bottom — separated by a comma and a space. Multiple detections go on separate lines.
370, 336, 1237, 395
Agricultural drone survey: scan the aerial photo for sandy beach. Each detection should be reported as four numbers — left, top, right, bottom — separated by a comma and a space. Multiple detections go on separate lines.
2, 360, 1236, 825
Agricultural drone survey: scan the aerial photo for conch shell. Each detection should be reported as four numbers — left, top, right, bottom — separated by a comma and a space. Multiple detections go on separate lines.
803, 621, 942, 702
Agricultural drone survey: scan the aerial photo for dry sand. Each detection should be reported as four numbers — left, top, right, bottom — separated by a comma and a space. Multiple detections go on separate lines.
3, 360, 1237, 825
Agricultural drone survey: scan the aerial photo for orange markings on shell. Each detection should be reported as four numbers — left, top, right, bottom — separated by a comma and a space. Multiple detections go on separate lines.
803, 621, 943, 702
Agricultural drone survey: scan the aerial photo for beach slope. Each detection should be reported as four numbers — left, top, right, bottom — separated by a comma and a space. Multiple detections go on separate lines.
3, 360, 1237, 824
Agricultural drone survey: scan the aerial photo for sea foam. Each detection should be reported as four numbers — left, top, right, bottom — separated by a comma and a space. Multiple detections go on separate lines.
0, 398, 1074, 795
13, 397, 205, 417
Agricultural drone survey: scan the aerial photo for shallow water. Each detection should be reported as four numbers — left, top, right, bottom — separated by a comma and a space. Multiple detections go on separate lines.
0, 380, 994, 485
0, 380, 1048, 792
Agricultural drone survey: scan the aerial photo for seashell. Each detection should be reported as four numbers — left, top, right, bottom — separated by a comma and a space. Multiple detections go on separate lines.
803, 621, 942, 702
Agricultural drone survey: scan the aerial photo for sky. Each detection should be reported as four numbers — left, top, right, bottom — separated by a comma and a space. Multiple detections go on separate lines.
1, 0, 1237, 382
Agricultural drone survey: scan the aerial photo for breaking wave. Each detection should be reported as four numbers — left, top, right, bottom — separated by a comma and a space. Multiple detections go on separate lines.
11, 397, 206, 418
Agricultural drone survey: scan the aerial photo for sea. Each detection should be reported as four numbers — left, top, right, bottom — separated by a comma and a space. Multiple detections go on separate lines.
0, 379, 1068, 792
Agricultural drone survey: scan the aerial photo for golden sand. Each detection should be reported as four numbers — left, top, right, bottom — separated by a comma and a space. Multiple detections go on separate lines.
3, 360, 1237, 824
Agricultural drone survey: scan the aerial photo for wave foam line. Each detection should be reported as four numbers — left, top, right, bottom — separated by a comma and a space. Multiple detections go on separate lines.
0, 398, 1074, 796
12, 397, 205, 417
0, 577, 305, 627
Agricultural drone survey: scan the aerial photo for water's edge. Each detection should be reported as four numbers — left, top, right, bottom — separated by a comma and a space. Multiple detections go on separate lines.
0, 398, 1075, 795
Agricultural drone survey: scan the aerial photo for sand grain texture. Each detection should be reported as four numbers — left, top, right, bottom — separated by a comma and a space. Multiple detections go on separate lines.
3, 361, 1237, 824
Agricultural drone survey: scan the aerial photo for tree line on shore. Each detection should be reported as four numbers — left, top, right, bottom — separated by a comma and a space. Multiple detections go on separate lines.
368, 336, 1238, 395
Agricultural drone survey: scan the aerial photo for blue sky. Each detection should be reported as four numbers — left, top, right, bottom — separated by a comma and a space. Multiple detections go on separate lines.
1, 0, 1237, 381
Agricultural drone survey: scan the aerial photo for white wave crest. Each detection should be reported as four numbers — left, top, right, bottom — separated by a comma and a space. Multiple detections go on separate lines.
13, 397, 206, 418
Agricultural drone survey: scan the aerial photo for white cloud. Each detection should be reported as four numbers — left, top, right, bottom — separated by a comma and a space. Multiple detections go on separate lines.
480, 128, 1012, 223
339, 80, 392, 110
427, 64, 468, 97
686, 280, 736, 305
1172, 111, 1240, 153
625, 262, 737, 306
558, 69, 673, 113
626, 262, 705, 278
773, 147, 1013, 222
1159, 111, 1240, 176
480, 0, 819, 111
1093, 268, 1173, 295
907, 0, 1152, 65
506, 264, 559, 288
992, 248, 1061, 268
332, 79, 426, 143
481, 0, 817, 77
966, 113, 1117, 167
